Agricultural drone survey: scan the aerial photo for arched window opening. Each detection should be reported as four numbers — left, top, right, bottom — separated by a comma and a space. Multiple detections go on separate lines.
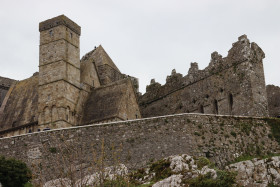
213, 99, 218, 114
228, 93, 233, 114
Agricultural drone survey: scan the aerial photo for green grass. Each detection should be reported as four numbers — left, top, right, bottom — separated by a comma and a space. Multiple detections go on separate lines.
263, 118, 280, 144
231, 153, 280, 164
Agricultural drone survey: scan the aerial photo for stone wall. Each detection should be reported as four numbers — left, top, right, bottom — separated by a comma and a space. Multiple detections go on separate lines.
0, 75, 38, 134
0, 76, 15, 107
80, 78, 141, 124
267, 85, 280, 117
139, 35, 268, 118
0, 113, 279, 182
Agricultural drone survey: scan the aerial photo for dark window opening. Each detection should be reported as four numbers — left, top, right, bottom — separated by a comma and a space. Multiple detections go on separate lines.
213, 99, 218, 114
49, 30, 53, 36
43, 127, 51, 131
66, 115, 68, 121
28, 129, 32, 133
12, 121, 16, 127
200, 105, 204, 114
38, 129, 41, 132
135, 114, 138, 119
70, 32, 73, 38
220, 88, 224, 93
205, 94, 209, 99
229, 93, 233, 114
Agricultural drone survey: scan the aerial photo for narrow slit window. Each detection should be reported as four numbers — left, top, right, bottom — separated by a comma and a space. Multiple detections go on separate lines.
229, 93, 233, 114
213, 99, 218, 114
200, 105, 204, 114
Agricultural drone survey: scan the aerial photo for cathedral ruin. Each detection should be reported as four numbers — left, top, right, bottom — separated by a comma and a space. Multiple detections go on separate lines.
0, 15, 279, 137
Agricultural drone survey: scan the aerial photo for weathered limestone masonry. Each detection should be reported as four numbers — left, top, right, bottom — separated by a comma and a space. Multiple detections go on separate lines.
0, 113, 279, 181
38, 15, 82, 129
0, 15, 141, 137
0, 75, 38, 136
0, 76, 15, 108
267, 85, 280, 117
139, 35, 269, 118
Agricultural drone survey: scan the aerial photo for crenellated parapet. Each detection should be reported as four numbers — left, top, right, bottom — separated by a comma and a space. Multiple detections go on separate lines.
139, 35, 268, 117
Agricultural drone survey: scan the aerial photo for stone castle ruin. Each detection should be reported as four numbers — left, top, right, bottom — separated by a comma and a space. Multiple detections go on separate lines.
0, 15, 279, 137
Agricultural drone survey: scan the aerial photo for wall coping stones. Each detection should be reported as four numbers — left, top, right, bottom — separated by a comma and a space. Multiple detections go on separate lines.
0, 112, 265, 140
39, 15, 81, 35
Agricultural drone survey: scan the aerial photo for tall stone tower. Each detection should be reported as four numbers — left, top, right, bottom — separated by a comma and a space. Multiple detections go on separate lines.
38, 15, 81, 129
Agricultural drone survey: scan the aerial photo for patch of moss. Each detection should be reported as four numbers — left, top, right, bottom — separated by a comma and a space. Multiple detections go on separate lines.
194, 132, 201, 136
263, 118, 280, 144
231, 153, 280, 164
230, 131, 237, 138
239, 123, 253, 136
49, 147, 57, 153
187, 170, 237, 187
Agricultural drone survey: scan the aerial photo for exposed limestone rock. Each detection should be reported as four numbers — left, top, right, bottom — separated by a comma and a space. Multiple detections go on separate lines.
43, 164, 128, 187
43, 178, 71, 187
133, 154, 280, 187
152, 174, 183, 187
227, 156, 280, 187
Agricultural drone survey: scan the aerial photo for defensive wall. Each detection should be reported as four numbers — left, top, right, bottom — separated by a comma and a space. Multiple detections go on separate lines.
267, 85, 280, 117
139, 35, 268, 118
0, 113, 279, 181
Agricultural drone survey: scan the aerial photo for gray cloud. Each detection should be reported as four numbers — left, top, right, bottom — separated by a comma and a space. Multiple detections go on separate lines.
0, 0, 279, 93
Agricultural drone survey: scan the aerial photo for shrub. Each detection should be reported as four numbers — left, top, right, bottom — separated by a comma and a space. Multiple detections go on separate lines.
188, 170, 237, 187
0, 156, 32, 187
264, 118, 280, 144
196, 157, 210, 169
150, 159, 173, 182
230, 131, 237, 138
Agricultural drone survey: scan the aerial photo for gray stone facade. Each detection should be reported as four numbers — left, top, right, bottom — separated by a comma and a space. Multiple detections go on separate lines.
139, 35, 268, 118
0, 15, 278, 139
0, 113, 278, 183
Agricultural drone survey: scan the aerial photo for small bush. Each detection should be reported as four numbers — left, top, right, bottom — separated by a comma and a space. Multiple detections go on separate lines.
49, 147, 57, 153
230, 131, 237, 138
197, 157, 210, 169
239, 123, 252, 136
264, 118, 280, 144
194, 132, 201, 136
150, 159, 173, 182
0, 156, 32, 187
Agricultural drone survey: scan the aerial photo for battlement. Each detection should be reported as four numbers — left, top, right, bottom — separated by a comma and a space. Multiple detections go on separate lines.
140, 35, 268, 117
146, 35, 264, 93
39, 15, 81, 35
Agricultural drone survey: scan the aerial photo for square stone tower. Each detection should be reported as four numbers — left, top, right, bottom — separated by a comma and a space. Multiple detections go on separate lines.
38, 15, 81, 129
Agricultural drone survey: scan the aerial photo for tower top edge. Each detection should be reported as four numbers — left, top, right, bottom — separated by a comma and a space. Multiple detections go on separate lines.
39, 15, 81, 35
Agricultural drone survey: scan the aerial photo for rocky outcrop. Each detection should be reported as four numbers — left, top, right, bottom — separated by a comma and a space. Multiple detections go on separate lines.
42, 154, 280, 186
227, 156, 280, 187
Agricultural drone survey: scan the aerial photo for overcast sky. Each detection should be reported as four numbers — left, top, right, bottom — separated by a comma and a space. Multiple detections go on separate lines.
0, 0, 279, 93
